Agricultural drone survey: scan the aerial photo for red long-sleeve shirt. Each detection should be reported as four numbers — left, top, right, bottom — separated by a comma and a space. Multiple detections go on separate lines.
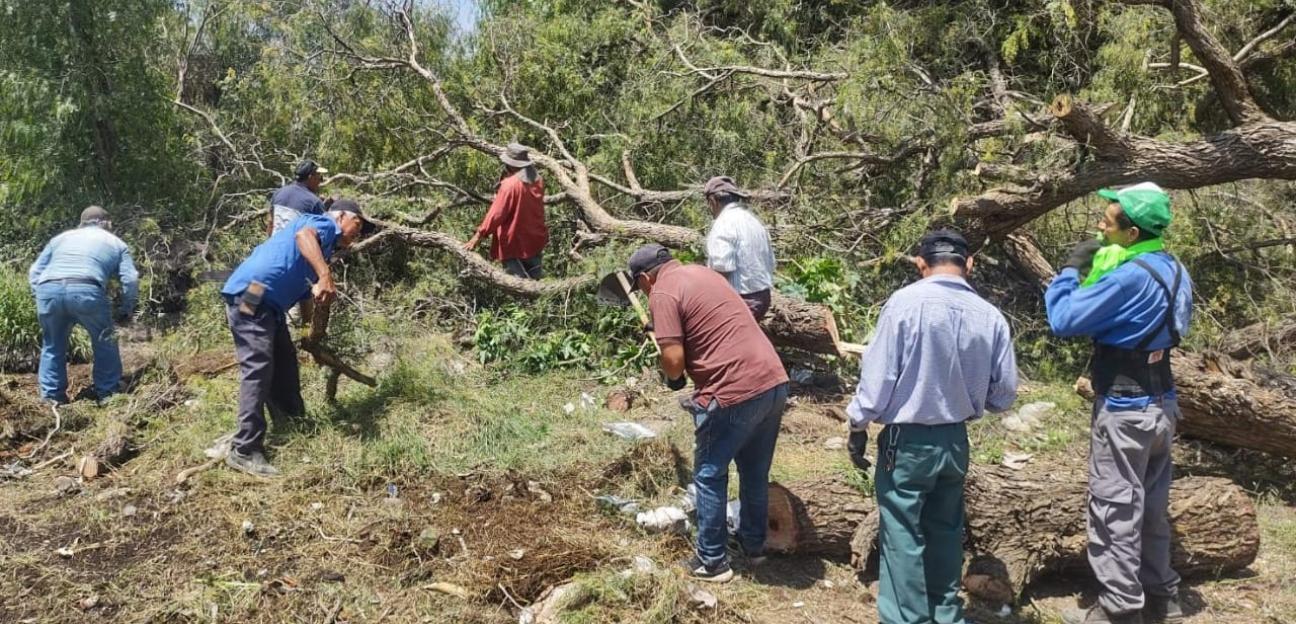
475, 173, 548, 261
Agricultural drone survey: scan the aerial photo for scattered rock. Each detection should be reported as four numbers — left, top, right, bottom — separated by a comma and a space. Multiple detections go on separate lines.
605, 390, 635, 413
56, 546, 74, 558
95, 487, 131, 502
241, 519, 255, 535
78, 595, 99, 610
509, 548, 526, 560
630, 555, 655, 574
526, 481, 553, 503
822, 436, 846, 451
562, 402, 576, 415
417, 527, 441, 551
121, 504, 138, 518
309, 502, 324, 511
430, 492, 443, 505
821, 580, 835, 589
594, 494, 639, 515
1017, 401, 1056, 427
54, 476, 80, 496
1000, 413, 1030, 433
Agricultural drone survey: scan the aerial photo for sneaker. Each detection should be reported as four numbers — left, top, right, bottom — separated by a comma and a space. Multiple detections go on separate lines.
679, 555, 734, 583
1062, 606, 1144, 624
225, 450, 280, 477
1144, 594, 1184, 623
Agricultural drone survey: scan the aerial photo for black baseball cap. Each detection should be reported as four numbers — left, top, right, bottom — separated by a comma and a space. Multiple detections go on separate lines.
295, 159, 329, 180
627, 244, 673, 289
917, 228, 970, 261
331, 198, 377, 235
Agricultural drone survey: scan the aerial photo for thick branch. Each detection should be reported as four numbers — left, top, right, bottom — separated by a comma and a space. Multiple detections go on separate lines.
1050, 95, 1133, 158
1124, 0, 1267, 124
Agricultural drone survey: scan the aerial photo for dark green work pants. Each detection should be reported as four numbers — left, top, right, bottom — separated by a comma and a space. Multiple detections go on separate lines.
875, 421, 969, 624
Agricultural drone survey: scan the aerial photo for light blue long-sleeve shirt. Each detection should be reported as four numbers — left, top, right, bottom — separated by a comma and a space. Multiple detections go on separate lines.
28, 225, 139, 316
846, 274, 1019, 430
1045, 251, 1193, 407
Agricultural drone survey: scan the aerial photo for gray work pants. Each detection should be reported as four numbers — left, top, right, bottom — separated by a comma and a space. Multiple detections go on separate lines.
1087, 397, 1181, 615
227, 302, 304, 455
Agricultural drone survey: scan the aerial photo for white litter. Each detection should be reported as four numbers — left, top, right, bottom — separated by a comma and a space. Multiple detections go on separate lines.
579, 392, 597, 410
726, 500, 742, 533
562, 402, 576, 415
635, 506, 689, 534
602, 422, 657, 440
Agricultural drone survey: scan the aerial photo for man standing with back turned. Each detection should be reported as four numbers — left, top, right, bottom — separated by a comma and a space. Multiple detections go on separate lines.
627, 244, 788, 583
29, 206, 139, 405
1049, 183, 1192, 624
702, 175, 776, 321
464, 143, 548, 279
845, 228, 1018, 624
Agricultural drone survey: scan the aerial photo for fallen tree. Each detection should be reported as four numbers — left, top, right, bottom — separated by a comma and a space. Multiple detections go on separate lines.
762, 465, 1259, 602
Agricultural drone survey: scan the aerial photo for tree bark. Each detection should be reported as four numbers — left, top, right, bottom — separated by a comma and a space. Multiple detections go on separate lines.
762, 467, 1258, 601
762, 294, 846, 355
300, 300, 377, 390
1219, 317, 1296, 359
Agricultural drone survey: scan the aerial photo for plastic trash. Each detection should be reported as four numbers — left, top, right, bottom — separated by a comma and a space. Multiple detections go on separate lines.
680, 484, 698, 513
602, 422, 657, 440
726, 500, 742, 533
635, 506, 689, 534
579, 392, 597, 410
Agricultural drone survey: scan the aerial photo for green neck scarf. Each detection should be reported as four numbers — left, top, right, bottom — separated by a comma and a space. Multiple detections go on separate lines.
1081, 238, 1165, 287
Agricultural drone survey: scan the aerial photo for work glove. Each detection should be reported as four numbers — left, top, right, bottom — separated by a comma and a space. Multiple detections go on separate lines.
666, 374, 687, 391
643, 321, 654, 335
847, 429, 871, 472
1062, 239, 1103, 272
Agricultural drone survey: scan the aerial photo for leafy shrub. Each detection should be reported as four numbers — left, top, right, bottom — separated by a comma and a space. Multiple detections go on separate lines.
0, 266, 90, 372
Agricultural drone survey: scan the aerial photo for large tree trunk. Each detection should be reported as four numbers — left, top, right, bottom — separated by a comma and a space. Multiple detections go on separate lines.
1219, 317, 1296, 359
762, 294, 848, 356
763, 466, 1259, 602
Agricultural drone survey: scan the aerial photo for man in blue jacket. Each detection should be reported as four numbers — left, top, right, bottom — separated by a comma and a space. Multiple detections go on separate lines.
28, 206, 139, 405
1048, 183, 1193, 624
222, 200, 373, 477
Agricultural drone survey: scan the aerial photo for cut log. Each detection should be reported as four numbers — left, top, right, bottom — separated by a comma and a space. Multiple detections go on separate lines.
1076, 350, 1296, 457
300, 300, 377, 391
1219, 317, 1296, 359
763, 293, 849, 356
763, 466, 1259, 601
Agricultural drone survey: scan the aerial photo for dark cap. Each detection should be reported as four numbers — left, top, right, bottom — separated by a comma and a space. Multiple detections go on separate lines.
331, 198, 377, 235
917, 228, 970, 261
80, 205, 110, 225
702, 176, 748, 198
627, 244, 673, 289
294, 159, 329, 180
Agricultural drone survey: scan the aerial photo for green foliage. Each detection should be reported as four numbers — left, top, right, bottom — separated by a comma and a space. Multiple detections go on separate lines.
472, 299, 655, 373
0, 268, 40, 371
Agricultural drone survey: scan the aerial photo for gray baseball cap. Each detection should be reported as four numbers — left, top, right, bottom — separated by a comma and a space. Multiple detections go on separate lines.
702, 175, 748, 198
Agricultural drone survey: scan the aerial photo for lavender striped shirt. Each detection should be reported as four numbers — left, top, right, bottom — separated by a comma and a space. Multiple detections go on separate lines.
847, 275, 1018, 429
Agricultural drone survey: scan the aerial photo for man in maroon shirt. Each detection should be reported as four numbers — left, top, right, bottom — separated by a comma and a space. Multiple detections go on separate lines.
628, 244, 789, 582
463, 143, 549, 279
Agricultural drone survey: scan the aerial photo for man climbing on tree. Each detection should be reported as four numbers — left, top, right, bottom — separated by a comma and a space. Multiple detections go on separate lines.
625, 243, 788, 583
844, 228, 1018, 624
463, 143, 548, 279
1047, 183, 1193, 624
28, 206, 139, 406
702, 175, 776, 321
221, 200, 374, 477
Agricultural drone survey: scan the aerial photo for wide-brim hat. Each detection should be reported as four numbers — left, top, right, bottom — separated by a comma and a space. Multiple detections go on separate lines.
500, 143, 534, 168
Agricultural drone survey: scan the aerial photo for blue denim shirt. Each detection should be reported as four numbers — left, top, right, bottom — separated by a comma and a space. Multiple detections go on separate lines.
29, 225, 139, 316
846, 275, 1019, 429
222, 214, 339, 313
1046, 251, 1193, 408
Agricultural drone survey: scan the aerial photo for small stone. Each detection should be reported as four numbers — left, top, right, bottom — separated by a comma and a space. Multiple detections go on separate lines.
526, 481, 553, 503
689, 586, 718, 610
95, 487, 131, 502
605, 390, 634, 413
56, 546, 74, 557
792, 601, 805, 608
310, 502, 323, 511
562, 402, 576, 415
241, 519, 255, 535
631, 555, 656, 574
821, 580, 835, 589
1001, 414, 1030, 433
54, 476, 80, 496
822, 436, 846, 451
509, 548, 526, 560
417, 527, 440, 550
78, 595, 99, 610
429, 492, 443, 505
121, 504, 137, 518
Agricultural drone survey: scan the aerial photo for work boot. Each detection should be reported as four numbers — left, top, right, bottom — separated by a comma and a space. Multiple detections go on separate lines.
1062, 606, 1144, 624
679, 555, 734, 583
1144, 594, 1185, 623
225, 450, 280, 477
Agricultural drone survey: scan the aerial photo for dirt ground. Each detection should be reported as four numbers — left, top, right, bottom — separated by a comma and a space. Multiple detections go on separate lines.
2, 339, 1294, 624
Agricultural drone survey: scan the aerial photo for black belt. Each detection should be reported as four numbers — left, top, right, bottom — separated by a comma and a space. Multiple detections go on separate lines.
40, 277, 102, 288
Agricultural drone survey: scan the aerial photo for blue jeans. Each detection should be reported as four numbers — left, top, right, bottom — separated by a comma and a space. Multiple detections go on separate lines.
35, 282, 121, 401
691, 383, 787, 567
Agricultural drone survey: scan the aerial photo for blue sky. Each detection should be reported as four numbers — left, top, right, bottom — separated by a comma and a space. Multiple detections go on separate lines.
431, 0, 481, 34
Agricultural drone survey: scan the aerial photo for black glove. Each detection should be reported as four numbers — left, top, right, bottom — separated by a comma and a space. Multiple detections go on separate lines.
1062, 239, 1103, 272
643, 321, 654, 335
666, 374, 687, 391
847, 429, 871, 471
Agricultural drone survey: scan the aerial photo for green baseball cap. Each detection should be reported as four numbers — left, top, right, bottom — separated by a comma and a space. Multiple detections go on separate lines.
1097, 182, 1172, 235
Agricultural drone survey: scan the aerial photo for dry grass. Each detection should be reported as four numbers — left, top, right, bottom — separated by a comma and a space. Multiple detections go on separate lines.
2, 331, 1294, 623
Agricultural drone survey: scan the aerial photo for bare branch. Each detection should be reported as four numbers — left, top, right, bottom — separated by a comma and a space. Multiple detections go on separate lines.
1050, 94, 1133, 158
